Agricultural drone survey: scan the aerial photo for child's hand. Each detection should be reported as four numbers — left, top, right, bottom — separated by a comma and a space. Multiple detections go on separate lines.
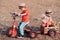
14, 12, 21, 16
18, 13, 21, 16
14, 12, 18, 14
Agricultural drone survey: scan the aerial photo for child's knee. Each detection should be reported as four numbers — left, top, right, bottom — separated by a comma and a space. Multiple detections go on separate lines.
41, 23, 47, 27
48, 21, 54, 25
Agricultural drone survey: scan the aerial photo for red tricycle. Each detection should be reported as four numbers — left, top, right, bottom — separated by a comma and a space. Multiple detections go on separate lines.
6, 13, 37, 38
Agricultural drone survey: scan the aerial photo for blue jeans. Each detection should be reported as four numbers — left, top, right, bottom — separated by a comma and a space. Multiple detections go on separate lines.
19, 22, 29, 36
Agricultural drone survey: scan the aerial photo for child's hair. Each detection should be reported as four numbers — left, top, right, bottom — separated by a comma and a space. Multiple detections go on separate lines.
19, 3, 26, 9
18, 6, 26, 9
45, 12, 52, 14
45, 9, 52, 14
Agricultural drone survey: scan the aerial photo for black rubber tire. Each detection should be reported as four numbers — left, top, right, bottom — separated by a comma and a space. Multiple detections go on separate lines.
48, 29, 56, 37
30, 32, 37, 38
6, 27, 18, 38
6, 27, 12, 37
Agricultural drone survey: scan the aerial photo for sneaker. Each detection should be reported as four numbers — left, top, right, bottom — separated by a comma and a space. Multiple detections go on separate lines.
17, 36, 23, 38
17, 35, 24, 38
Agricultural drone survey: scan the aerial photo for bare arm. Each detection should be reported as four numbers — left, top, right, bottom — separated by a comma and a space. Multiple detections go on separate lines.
20, 13, 26, 16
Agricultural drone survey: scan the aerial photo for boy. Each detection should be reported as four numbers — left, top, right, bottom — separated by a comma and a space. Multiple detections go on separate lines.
15, 3, 29, 38
41, 9, 54, 27
40, 9, 54, 34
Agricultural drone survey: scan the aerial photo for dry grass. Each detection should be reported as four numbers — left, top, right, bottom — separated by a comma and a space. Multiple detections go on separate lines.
0, 0, 60, 40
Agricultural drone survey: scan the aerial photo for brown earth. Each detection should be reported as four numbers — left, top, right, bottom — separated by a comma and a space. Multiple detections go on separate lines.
0, 0, 60, 40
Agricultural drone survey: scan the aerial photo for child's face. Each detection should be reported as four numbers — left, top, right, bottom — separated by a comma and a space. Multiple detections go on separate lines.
46, 13, 52, 17
18, 6, 23, 10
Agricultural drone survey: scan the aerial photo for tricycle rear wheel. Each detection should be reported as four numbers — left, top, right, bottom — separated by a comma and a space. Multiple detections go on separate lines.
48, 29, 56, 37
30, 32, 37, 38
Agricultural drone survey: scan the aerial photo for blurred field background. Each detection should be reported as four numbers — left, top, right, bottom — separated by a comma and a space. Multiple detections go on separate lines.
0, 0, 60, 40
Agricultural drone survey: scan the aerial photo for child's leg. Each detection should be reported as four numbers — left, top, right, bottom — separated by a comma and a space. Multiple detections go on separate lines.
41, 22, 47, 27
47, 21, 54, 27
40, 26, 44, 34
19, 22, 27, 36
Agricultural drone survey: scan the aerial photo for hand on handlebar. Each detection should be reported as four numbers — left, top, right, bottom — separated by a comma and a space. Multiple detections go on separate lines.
14, 12, 21, 17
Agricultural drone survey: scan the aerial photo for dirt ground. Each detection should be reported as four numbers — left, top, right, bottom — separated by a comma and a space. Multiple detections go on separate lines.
0, 0, 60, 40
